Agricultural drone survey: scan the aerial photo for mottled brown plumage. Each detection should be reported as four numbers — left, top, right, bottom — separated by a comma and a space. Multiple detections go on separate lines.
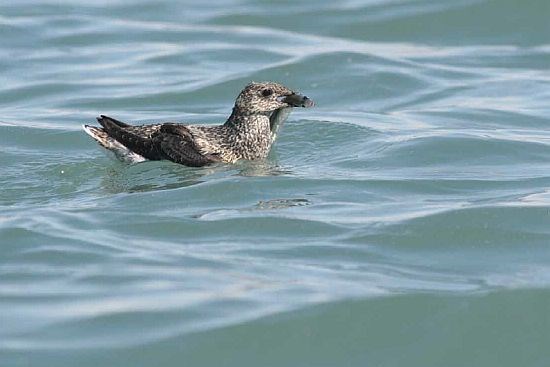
83, 82, 313, 166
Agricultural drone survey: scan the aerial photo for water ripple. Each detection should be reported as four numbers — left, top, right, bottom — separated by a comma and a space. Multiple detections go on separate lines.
2, 0, 550, 365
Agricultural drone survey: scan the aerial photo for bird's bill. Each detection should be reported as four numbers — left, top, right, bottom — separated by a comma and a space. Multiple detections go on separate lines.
278, 93, 314, 108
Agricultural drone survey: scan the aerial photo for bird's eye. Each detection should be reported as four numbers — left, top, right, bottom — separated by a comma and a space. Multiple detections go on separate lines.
261, 89, 273, 97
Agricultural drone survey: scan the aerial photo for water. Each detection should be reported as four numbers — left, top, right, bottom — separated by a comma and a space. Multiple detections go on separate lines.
1, 0, 550, 366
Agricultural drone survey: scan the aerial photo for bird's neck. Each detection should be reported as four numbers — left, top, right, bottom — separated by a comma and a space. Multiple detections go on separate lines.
223, 106, 273, 159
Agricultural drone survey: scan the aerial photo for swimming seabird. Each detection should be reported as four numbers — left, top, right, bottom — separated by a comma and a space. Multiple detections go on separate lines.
83, 82, 314, 167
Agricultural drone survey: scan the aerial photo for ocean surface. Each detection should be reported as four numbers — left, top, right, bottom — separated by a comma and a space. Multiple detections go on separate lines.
1, 1, 550, 366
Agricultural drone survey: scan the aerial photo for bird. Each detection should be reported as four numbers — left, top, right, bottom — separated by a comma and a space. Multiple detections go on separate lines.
83, 81, 314, 167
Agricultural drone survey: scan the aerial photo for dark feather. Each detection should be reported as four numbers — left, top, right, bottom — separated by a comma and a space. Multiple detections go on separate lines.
96, 117, 219, 166
152, 124, 221, 167
98, 115, 131, 128
97, 116, 161, 159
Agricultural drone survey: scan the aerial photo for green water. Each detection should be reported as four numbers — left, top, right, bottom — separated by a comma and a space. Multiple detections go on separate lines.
1, 1, 550, 366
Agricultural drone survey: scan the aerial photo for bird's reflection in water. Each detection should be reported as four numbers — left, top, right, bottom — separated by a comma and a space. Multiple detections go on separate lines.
234, 158, 293, 177
101, 161, 215, 194
100, 158, 293, 194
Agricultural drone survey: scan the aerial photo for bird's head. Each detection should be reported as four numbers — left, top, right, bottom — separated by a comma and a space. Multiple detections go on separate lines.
234, 81, 314, 114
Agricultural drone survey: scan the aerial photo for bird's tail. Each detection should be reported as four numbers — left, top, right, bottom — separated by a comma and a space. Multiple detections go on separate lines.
82, 125, 112, 149
82, 124, 146, 163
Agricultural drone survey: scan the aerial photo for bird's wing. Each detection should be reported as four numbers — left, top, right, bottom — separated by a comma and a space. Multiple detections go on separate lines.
97, 116, 220, 166
98, 114, 131, 128
97, 115, 161, 159
152, 124, 221, 167
98, 115, 162, 139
